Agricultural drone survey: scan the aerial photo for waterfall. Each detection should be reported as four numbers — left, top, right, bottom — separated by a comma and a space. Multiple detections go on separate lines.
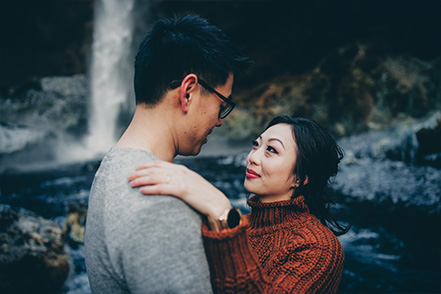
86, 0, 136, 155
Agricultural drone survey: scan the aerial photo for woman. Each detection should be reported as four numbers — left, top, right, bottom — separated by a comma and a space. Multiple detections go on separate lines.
129, 116, 349, 293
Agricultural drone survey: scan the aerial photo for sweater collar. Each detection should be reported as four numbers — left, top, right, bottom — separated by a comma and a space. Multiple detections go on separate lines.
247, 195, 310, 229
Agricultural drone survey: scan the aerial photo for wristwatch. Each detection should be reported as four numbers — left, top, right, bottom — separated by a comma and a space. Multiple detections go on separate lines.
208, 207, 242, 232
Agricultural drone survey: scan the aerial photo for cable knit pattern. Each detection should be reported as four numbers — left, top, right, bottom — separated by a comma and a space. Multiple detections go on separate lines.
202, 195, 344, 294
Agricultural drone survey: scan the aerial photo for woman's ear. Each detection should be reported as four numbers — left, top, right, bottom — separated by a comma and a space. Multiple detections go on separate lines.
179, 74, 197, 114
292, 176, 299, 188
293, 176, 309, 188
303, 176, 309, 186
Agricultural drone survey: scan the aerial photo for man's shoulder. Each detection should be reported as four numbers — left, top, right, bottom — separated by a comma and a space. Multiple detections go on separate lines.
100, 147, 157, 171
88, 147, 158, 216
91, 147, 203, 231
91, 147, 156, 187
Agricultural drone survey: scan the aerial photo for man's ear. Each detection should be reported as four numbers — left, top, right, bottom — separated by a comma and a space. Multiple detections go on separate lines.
179, 74, 198, 114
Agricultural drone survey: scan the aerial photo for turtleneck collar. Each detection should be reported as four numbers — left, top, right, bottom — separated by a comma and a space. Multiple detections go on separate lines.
247, 195, 311, 229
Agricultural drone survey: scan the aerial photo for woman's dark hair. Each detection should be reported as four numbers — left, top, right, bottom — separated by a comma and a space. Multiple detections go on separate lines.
134, 13, 252, 105
266, 116, 350, 236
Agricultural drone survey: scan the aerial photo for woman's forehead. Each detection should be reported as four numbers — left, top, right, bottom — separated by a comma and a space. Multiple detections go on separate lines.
261, 124, 296, 147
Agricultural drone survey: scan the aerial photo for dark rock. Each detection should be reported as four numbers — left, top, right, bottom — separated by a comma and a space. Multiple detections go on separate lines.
379, 112, 441, 167
0, 123, 53, 156
332, 115, 441, 214
416, 117, 441, 167
0, 204, 70, 294
0, 75, 89, 136
62, 204, 87, 249
225, 43, 441, 140
0, 0, 94, 84
0, 78, 42, 98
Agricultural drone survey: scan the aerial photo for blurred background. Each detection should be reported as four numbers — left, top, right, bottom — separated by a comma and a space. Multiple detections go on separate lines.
0, 0, 440, 293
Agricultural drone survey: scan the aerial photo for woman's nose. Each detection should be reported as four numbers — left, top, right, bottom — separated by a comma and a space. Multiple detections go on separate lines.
247, 149, 260, 166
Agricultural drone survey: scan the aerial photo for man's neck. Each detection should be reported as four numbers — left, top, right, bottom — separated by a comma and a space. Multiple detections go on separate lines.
116, 104, 177, 162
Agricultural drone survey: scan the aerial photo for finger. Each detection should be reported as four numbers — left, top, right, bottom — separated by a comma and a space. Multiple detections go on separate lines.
129, 174, 168, 187
128, 171, 145, 181
139, 184, 182, 198
128, 166, 164, 181
136, 161, 187, 172
135, 160, 171, 171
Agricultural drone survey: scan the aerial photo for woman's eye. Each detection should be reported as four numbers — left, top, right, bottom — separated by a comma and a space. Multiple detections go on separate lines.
266, 145, 278, 154
251, 140, 258, 147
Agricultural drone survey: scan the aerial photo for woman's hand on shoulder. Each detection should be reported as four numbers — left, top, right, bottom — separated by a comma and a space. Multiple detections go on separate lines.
128, 161, 231, 220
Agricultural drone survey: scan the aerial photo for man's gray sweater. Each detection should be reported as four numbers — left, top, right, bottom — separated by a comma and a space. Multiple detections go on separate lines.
85, 147, 212, 294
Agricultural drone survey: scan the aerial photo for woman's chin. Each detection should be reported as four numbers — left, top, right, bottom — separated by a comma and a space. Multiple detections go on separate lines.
244, 184, 257, 196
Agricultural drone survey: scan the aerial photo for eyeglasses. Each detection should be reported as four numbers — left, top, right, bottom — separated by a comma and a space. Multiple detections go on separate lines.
170, 79, 236, 119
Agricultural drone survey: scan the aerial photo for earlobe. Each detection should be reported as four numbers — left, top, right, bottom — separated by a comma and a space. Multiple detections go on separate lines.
292, 177, 299, 189
179, 91, 189, 113
179, 74, 197, 114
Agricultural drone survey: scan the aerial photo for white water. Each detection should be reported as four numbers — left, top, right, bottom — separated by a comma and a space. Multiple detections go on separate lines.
0, 1, 143, 170
85, 0, 136, 155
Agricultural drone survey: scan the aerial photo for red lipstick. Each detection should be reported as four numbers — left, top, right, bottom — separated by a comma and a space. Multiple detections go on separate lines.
246, 168, 260, 179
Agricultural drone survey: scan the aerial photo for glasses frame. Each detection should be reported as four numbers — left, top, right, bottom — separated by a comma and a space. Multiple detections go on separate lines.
170, 79, 236, 119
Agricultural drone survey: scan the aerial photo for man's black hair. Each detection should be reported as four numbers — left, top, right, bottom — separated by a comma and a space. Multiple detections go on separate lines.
134, 14, 252, 105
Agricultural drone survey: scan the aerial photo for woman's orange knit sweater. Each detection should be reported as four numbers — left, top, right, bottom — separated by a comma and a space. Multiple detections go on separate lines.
202, 195, 344, 294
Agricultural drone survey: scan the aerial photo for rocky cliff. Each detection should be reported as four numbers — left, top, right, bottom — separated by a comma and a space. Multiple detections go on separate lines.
1, 0, 440, 141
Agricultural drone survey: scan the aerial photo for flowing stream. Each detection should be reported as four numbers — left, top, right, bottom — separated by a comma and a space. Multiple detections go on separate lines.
0, 147, 440, 293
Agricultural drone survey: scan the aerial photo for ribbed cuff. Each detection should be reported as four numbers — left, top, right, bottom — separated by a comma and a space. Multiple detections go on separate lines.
202, 217, 261, 283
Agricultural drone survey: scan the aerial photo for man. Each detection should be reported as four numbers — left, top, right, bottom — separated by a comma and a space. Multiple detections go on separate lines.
84, 14, 251, 294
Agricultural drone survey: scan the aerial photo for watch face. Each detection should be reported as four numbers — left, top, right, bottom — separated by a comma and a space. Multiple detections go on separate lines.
227, 208, 241, 228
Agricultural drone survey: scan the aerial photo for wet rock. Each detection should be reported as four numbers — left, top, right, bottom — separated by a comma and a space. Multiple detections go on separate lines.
332, 115, 441, 215
0, 204, 70, 294
228, 46, 441, 140
376, 111, 441, 167
415, 118, 441, 168
0, 123, 52, 156
0, 0, 94, 84
62, 204, 87, 249
0, 74, 89, 136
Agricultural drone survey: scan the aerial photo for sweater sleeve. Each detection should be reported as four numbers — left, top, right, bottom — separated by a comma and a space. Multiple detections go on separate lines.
202, 218, 344, 294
